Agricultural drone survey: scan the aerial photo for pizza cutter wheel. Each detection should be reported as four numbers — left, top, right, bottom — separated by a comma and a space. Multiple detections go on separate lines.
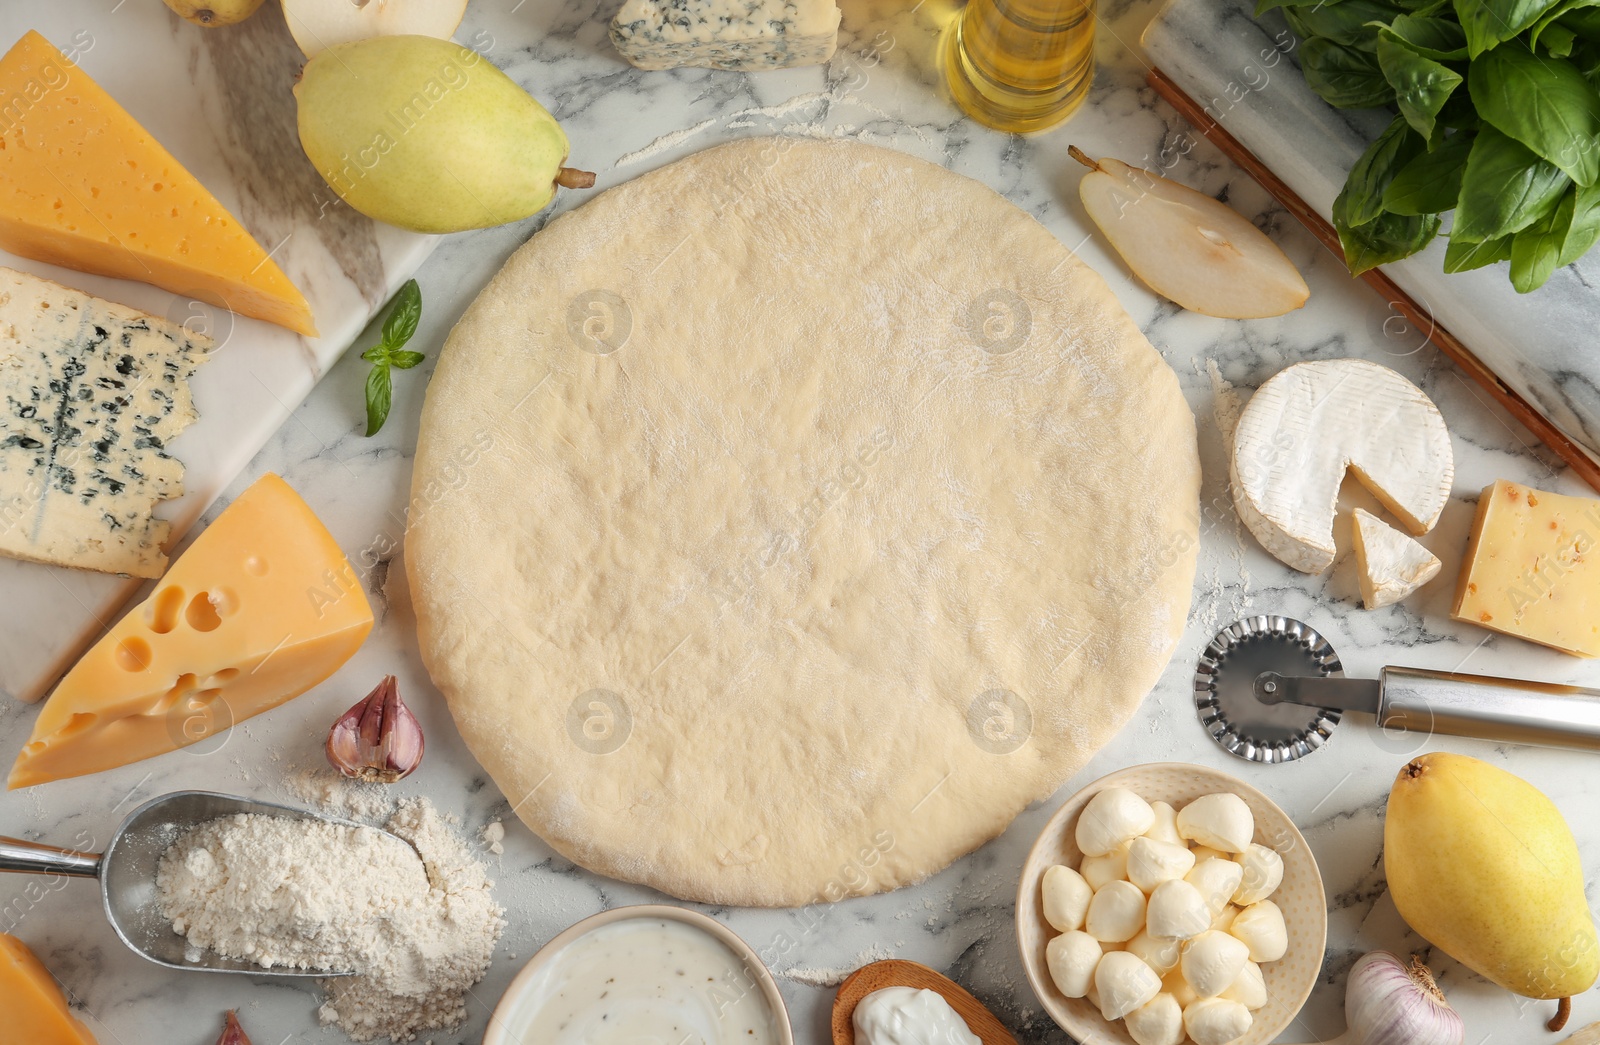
1195, 615, 1600, 763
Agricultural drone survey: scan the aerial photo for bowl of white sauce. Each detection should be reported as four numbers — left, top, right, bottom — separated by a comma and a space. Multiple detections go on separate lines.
484, 904, 794, 1045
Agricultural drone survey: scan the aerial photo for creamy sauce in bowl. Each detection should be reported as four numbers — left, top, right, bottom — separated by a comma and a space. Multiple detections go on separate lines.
495, 915, 782, 1045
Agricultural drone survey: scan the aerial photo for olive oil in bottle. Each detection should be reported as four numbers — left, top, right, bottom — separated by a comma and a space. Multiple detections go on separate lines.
942, 0, 1095, 134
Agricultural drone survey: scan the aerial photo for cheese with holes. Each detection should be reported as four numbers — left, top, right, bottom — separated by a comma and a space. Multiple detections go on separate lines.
9, 474, 372, 788
1230, 359, 1453, 574
0, 267, 209, 577
0, 935, 99, 1045
610, 0, 840, 70
1452, 479, 1600, 657
1352, 507, 1440, 609
0, 31, 317, 336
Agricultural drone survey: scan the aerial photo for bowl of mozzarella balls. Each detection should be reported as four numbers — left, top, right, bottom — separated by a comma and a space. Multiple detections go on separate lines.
1016, 763, 1326, 1045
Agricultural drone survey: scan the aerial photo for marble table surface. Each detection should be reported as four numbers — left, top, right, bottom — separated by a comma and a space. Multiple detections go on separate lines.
3, 0, 1599, 1042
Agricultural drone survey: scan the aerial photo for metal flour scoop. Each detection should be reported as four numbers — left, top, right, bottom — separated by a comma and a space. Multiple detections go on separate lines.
0, 790, 380, 976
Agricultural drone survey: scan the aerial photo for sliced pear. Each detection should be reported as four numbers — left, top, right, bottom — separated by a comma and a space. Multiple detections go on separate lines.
282, 0, 469, 58
1071, 146, 1309, 319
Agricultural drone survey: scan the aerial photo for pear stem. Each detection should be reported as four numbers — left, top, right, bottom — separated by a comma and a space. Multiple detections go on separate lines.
556, 167, 596, 189
1067, 144, 1100, 172
1551, 997, 1572, 1032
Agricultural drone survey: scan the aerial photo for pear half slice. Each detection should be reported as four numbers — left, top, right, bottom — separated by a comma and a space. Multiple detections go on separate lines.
1072, 147, 1309, 320
283, 0, 470, 59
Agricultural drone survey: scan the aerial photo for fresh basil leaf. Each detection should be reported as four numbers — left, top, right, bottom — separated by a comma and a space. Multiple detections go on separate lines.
381, 279, 422, 349
1444, 232, 1515, 269
1385, 131, 1475, 211
1542, 24, 1579, 55
1453, 124, 1574, 240
365, 363, 393, 438
1282, 0, 1404, 46
1301, 37, 1398, 106
1373, 13, 1469, 57
1510, 187, 1578, 289
1561, 6, 1600, 37
1529, 0, 1600, 44
1344, 116, 1429, 225
1469, 44, 1600, 185
1333, 185, 1441, 272
1454, 0, 1564, 55
360, 344, 390, 364
389, 350, 426, 370
1377, 30, 1464, 138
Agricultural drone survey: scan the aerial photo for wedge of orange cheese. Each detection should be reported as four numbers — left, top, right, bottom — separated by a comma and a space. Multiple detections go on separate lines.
0, 30, 317, 336
9, 474, 372, 788
0, 935, 99, 1045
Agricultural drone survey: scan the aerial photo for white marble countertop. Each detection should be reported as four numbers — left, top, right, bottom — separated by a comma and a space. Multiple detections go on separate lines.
3, 0, 1598, 1042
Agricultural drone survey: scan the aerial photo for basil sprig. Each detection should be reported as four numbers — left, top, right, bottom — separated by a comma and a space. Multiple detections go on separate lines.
360, 279, 424, 437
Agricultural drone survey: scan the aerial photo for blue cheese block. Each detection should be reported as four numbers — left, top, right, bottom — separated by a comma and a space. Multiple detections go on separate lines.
0, 268, 211, 578
610, 0, 841, 71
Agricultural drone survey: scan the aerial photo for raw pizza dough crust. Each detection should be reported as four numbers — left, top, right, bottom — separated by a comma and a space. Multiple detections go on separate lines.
407, 138, 1200, 906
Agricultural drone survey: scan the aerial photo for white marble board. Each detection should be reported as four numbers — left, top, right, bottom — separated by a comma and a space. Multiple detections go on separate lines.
0, 2, 438, 703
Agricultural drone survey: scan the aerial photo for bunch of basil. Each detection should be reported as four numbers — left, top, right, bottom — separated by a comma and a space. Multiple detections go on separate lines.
1259, 0, 1600, 291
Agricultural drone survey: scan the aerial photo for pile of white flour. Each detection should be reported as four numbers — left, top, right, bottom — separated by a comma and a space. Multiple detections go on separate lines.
156, 797, 503, 1042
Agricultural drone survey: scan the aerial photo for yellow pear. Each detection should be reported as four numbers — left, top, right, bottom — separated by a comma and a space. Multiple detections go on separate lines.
1385, 753, 1597, 1017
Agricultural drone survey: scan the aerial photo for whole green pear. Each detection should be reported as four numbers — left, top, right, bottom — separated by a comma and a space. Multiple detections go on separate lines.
295, 35, 593, 234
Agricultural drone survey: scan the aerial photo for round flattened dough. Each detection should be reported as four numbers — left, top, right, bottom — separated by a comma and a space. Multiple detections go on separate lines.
407, 138, 1200, 906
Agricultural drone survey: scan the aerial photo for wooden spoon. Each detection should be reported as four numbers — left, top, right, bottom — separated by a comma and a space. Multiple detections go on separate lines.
831, 959, 1019, 1045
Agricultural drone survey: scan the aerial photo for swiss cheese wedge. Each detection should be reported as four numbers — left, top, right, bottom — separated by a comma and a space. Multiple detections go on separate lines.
9, 474, 372, 788
0, 31, 317, 336
0, 935, 99, 1045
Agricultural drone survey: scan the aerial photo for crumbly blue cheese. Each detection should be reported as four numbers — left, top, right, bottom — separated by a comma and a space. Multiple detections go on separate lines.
610, 0, 841, 71
0, 268, 210, 578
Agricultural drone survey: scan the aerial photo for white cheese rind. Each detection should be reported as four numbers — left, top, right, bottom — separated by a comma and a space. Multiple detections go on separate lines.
1229, 359, 1453, 574
0, 268, 210, 578
1352, 507, 1440, 609
610, 0, 841, 71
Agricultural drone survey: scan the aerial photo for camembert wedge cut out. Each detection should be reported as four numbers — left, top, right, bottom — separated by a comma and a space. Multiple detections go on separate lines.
1352, 507, 1440, 609
9, 474, 372, 788
0, 30, 317, 336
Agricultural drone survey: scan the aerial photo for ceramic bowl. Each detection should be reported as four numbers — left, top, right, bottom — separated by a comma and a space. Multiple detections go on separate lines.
1016, 762, 1327, 1045
483, 904, 795, 1045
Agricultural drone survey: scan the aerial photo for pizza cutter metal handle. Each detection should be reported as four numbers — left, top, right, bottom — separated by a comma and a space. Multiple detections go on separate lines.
1257, 667, 1600, 752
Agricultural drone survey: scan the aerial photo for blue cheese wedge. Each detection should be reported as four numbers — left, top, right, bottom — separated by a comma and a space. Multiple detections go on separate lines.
0, 268, 210, 578
610, 0, 841, 71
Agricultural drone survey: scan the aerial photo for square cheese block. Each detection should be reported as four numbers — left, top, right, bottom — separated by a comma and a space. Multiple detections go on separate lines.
1452, 479, 1600, 657
0, 935, 99, 1045
610, 0, 841, 70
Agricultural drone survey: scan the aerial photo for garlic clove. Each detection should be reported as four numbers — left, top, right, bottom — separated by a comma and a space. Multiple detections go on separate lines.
1183, 997, 1253, 1045
1210, 903, 1240, 933
1125, 929, 1182, 975
326, 675, 425, 783
1185, 857, 1244, 917
1081, 844, 1131, 892
216, 1011, 254, 1045
1128, 837, 1196, 893
1180, 930, 1251, 997
1145, 801, 1184, 846
1077, 787, 1157, 857
1125, 992, 1186, 1045
1221, 960, 1268, 1010
1177, 793, 1255, 853
1146, 879, 1211, 940
1162, 966, 1200, 1009
1096, 951, 1163, 1021
1229, 900, 1288, 963
1046, 929, 1103, 998
1086, 880, 1147, 943
1042, 864, 1093, 933
1233, 843, 1285, 905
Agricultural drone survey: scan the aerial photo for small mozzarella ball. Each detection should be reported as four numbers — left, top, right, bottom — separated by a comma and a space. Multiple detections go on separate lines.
1161, 967, 1199, 1009
1230, 900, 1288, 963
1233, 843, 1285, 906
1081, 845, 1131, 892
1211, 904, 1240, 933
1042, 865, 1093, 932
1183, 997, 1253, 1045
1180, 930, 1250, 997
1145, 801, 1184, 845
1186, 858, 1245, 917
1221, 961, 1268, 1010
1146, 880, 1211, 940
1086, 881, 1146, 943
1125, 992, 1185, 1045
1189, 845, 1230, 864
1177, 793, 1255, 854
1095, 951, 1162, 1021
1046, 930, 1102, 998
1125, 930, 1182, 975
1127, 837, 1196, 893
1076, 787, 1157, 857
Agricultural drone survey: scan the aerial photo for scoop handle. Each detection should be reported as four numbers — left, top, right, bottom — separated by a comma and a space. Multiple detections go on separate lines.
0, 835, 102, 877
1379, 666, 1600, 751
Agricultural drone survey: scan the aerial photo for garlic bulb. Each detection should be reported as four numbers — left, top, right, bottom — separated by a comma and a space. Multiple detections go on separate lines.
1077, 788, 1157, 857
1042, 864, 1092, 932
1286, 951, 1463, 1045
326, 675, 425, 783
